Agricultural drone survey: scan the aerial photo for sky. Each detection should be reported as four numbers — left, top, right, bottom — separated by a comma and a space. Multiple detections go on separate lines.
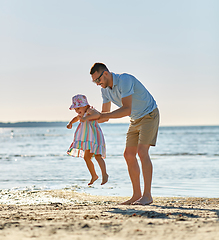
0, 0, 218, 126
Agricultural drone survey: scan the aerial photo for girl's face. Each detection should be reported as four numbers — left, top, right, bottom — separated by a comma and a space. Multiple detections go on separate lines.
74, 106, 88, 117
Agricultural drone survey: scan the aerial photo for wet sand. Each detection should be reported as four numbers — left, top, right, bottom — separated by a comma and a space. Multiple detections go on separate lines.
0, 190, 218, 239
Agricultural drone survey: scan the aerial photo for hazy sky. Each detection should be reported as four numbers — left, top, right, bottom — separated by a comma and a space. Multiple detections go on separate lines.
0, 0, 218, 126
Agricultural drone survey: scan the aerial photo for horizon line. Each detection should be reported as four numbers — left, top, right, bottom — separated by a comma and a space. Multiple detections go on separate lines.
0, 121, 218, 128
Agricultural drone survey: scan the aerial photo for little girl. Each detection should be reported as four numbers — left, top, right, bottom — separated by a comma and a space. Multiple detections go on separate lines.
67, 94, 108, 186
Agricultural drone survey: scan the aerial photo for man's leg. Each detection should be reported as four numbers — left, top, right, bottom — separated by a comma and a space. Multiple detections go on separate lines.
121, 146, 142, 205
133, 144, 153, 205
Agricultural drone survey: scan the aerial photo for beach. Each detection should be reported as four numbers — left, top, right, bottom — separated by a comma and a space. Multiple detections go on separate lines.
0, 190, 218, 240
1, 125, 219, 239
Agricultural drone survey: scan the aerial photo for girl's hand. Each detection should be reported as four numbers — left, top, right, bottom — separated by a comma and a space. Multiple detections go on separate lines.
66, 123, 72, 129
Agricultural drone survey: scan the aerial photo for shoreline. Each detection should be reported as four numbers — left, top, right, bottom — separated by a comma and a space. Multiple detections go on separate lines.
0, 190, 218, 239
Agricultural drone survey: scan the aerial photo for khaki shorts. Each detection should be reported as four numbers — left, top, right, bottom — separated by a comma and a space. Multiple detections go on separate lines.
126, 108, 160, 147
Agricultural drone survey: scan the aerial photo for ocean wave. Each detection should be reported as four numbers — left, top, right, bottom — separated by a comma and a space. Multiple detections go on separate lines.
1, 152, 218, 161
0, 153, 68, 160
153, 153, 208, 156
106, 153, 219, 157
9, 133, 66, 138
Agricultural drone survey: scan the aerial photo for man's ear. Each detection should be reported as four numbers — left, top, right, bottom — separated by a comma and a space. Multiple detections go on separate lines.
104, 71, 109, 77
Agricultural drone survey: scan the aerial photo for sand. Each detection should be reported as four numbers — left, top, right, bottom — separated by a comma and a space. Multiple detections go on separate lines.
0, 189, 218, 240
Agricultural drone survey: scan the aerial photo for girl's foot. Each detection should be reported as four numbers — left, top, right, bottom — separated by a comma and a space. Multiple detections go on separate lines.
101, 174, 109, 185
88, 175, 98, 185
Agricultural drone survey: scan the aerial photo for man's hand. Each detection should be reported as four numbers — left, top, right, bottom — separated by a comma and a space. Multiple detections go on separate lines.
79, 115, 86, 122
80, 108, 101, 122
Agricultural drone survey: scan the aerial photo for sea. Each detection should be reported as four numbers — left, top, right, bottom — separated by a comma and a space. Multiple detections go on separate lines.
0, 123, 219, 198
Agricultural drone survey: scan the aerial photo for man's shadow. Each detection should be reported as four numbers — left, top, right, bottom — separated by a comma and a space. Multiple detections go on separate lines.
107, 203, 219, 220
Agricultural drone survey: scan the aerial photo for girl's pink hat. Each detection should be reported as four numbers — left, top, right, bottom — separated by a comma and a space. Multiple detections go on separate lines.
69, 94, 89, 110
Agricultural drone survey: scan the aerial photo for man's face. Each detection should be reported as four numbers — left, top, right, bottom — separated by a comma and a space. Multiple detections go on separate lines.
91, 71, 108, 88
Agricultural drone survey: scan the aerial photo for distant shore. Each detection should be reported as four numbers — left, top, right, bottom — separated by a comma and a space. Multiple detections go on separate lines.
0, 190, 218, 240
0, 121, 69, 128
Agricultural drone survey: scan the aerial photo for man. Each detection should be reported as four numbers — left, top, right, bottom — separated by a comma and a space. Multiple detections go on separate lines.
90, 62, 159, 205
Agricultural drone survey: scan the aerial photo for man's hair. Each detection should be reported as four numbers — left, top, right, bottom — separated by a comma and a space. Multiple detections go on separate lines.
90, 63, 109, 74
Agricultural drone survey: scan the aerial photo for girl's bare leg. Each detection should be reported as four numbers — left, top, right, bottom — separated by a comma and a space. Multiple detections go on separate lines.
94, 154, 108, 185
84, 150, 98, 185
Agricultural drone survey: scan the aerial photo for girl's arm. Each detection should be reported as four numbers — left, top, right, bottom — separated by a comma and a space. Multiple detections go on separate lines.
66, 115, 79, 129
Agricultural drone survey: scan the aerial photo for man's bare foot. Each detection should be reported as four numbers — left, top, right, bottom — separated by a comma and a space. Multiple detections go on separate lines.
120, 195, 142, 205
101, 174, 109, 185
88, 175, 98, 185
132, 195, 153, 205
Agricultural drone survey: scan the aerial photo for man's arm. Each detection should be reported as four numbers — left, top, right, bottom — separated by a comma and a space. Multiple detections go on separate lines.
81, 108, 101, 122
97, 102, 111, 123
99, 95, 132, 120
80, 103, 111, 123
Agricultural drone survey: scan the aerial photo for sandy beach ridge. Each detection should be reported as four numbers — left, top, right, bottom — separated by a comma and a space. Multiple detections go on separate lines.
0, 190, 218, 239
